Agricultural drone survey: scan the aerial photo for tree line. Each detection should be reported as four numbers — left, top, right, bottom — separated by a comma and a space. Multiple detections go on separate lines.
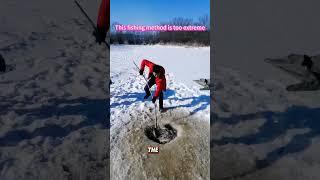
110, 15, 210, 46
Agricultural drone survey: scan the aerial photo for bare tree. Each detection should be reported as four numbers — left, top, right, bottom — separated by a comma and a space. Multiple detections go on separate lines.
110, 16, 210, 46
198, 15, 209, 30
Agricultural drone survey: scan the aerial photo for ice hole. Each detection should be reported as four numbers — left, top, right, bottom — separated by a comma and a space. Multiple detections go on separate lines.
144, 124, 177, 144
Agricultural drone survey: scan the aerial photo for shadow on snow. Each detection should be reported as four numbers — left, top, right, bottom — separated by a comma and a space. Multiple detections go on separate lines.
111, 89, 210, 115
211, 106, 320, 170
0, 97, 109, 146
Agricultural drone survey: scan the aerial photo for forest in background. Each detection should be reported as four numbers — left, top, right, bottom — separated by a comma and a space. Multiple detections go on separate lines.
110, 15, 210, 46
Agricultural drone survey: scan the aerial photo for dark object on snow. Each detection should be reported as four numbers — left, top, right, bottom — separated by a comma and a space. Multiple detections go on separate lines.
0, 54, 6, 72
286, 81, 320, 91
144, 124, 177, 144
139, 69, 143, 75
194, 78, 211, 90
62, 165, 71, 173
301, 55, 313, 70
93, 28, 106, 45
265, 54, 320, 91
109, 80, 112, 89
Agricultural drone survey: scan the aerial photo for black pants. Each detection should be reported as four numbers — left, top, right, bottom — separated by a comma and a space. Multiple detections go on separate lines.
144, 76, 163, 109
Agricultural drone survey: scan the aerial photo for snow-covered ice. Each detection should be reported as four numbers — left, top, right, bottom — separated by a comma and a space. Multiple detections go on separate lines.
110, 45, 210, 127
212, 65, 320, 180
0, 1, 109, 179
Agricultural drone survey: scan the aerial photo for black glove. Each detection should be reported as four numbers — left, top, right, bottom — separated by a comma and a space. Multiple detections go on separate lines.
152, 97, 157, 103
93, 27, 106, 44
139, 69, 143, 75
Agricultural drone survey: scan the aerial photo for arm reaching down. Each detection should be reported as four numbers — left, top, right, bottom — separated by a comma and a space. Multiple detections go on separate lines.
140, 59, 154, 78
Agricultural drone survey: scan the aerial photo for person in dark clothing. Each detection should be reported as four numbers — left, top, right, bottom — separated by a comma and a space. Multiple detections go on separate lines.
139, 59, 166, 112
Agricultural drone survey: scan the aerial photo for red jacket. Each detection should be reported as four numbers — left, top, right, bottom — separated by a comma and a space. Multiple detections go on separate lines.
140, 59, 166, 98
97, 0, 110, 32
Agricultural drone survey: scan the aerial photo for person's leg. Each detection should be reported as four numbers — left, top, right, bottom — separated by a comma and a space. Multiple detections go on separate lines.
144, 75, 155, 99
159, 91, 163, 109
144, 84, 151, 98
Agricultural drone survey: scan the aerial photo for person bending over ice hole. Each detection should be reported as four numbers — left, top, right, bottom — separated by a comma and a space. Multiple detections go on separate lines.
139, 59, 166, 113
